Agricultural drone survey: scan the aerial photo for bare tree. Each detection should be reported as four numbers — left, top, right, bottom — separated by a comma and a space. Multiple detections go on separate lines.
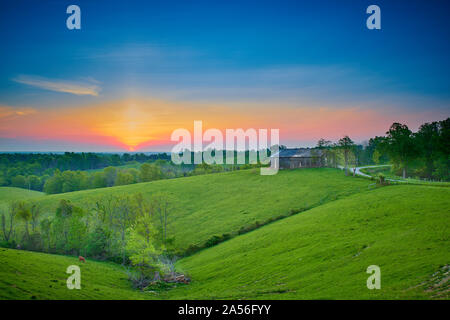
111, 196, 136, 264
152, 193, 173, 244
30, 203, 41, 232
1, 204, 17, 242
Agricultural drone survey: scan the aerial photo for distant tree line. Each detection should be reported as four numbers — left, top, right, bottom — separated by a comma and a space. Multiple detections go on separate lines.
316, 117, 449, 181
0, 152, 171, 192
0, 151, 263, 194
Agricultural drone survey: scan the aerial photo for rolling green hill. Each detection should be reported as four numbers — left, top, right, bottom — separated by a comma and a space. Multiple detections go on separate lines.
164, 185, 449, 299
0, 169, 448, 300
33, 168, 371, 252
0, 248, 146, 300
0, 187, 44, 202
0, 187, 44, 211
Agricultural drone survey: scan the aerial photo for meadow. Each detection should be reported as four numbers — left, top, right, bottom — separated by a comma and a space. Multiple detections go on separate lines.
0, 248, 146, 299
164, 185, 449, 299
0, 168, 448, 300
31, 168, 371, 252
0, 187, 44, 212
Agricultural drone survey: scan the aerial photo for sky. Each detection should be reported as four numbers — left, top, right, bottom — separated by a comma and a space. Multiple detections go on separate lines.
0, 0, 449, 152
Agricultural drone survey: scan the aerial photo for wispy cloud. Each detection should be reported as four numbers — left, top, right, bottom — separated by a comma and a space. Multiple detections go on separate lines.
13, 75, 101, 96
0, 105, 36, 119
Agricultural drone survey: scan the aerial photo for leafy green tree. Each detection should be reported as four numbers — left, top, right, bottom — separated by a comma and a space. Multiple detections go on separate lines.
337, 136, 355, 175
415, 121, 440, 179
67, 210, 88, 255
40, 217, 52, 251
86, 226, 110, 257
11, 175, 26, 188
140, 163, 162, 182
43, 170, 63, 194
126, 224, 160, 268
127, 168, 140, 182
26, 175, 41, 190
1, 204, 16, 242
316, 138, 332, 149
110, 196, 136, 263
115, 171, 135, 186
372, 150, 381, 165
16, 201, 31, 242
383, 123, 417, 179
51, 200, 84, 253
103, 166, 118, 187
30, 203, 41, 232
90, 171, 107, 188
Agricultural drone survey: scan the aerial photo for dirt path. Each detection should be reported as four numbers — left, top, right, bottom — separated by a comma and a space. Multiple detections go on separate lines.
338, 164, 392, 179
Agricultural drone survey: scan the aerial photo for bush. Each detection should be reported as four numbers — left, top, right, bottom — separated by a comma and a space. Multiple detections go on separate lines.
0, 240, 16, 249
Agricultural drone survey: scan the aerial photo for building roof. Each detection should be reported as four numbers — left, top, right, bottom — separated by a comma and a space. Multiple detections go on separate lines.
271, 148, 324, 158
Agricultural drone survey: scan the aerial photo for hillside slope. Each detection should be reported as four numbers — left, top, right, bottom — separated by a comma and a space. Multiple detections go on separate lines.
0, 183, 448, 300
33, 168, 371, 251
0, 187, 44, 210
0, 248, 147, 300
164, 185, 450, 300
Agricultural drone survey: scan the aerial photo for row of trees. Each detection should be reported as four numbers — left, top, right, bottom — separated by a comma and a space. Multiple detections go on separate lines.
0, 152, 171, 190
379, 119, 449, 179
42, 161, 184, 194
1, 193, 175, 274
315, 118, 449, 180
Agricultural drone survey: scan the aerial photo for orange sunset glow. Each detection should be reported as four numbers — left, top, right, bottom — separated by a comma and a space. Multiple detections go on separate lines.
0, 98, 446, 151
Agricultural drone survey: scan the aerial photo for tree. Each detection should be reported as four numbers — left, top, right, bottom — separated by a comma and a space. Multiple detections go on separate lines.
16, 201, 31, 243
29, 203, 41, 232
11, 175, 26, 188
43, 170, 63, 194
367, 136, 390, 165
337, 136, 355, 175
110, 196, 136, 264
103, 166, 118, 187
90, 171, 107, 189
1, 204, 16, 242
415, 121, 440, 179
152, 193, 173, 244
372, 149, 381, 165
316, 138, 335, 167
435, 118, 450, 180
316, 138, 332, 149
40, 217, 52, 251
115, 171, 135, 186
52, 200, 84, 253
26, 175, 41, 190
140, 163, 162, 182
383, 123, 416, 179
126, 223, 160, 272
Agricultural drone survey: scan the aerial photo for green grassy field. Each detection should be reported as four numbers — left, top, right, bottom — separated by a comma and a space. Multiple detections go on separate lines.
0, 248, 147, 300
31, 168, 371, 252
164, 185, 450, 299
0, 187, 44, 211
0, 187, 44, 202
0, 169, 448, 300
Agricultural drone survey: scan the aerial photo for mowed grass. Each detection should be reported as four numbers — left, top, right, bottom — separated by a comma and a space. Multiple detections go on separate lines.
163, 185, 450, 300
0, 248, 148, 300
33, 169, 371, 251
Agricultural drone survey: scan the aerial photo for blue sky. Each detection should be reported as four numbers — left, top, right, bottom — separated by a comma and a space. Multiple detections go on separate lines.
0, 0, 449, 151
